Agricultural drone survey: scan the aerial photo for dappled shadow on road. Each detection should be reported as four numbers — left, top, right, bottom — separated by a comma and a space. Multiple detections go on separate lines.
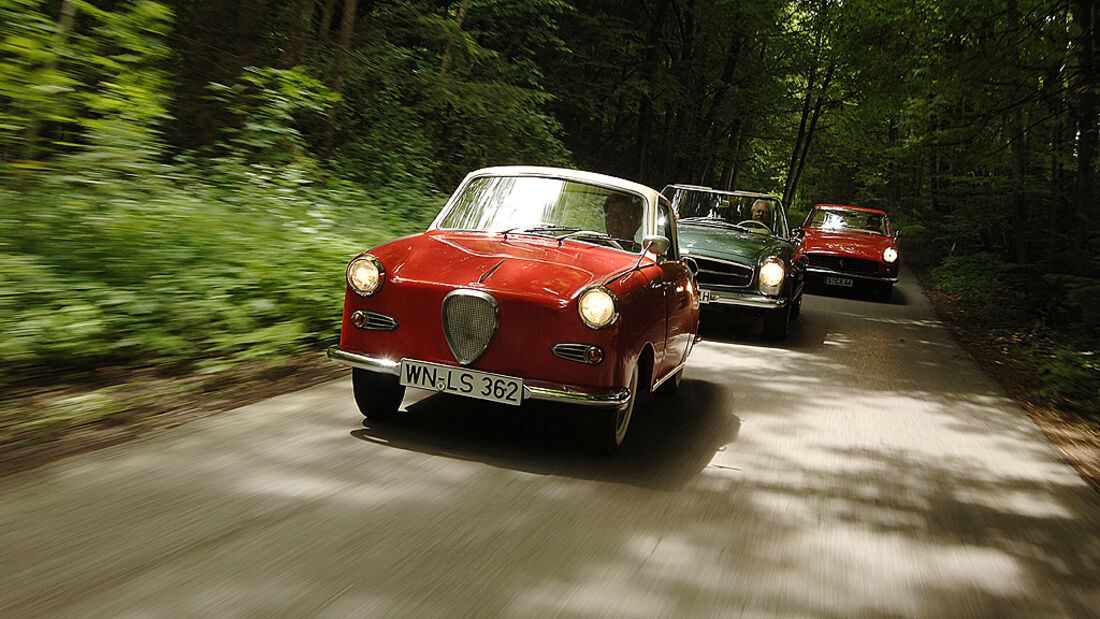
350, 379, 739, 491
5, 269, 1099, 616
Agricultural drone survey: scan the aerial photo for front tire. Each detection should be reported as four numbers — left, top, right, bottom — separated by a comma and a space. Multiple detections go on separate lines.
789, 292, 803, 320
763, 303, 791, 340
596, 365, 638, 455
352, 368, 405, 420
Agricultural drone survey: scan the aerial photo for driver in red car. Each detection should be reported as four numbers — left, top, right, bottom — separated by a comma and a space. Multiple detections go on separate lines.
604, 194, 643, 246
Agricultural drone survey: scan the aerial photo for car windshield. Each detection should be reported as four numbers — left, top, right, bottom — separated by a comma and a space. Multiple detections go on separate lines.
663, 187, 787, 237
437, 175, 648, 253
807, 208, 888, 236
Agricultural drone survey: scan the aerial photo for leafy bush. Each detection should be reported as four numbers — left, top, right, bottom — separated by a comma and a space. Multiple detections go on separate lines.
0, 173, 445, 387
1036, 349, 1100, 416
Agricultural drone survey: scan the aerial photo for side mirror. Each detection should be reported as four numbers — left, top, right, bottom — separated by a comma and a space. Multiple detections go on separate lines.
683, 256, 699, 277
791, 228, 805, 240
642, 234, 670, 256
893, 229, 902, 239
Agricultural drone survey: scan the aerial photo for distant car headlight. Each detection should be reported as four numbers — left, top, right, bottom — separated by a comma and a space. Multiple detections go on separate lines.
882, 247, 898, 263
347, 254, 384, 296
759, 259, 785, 294
578, 287, 619, 329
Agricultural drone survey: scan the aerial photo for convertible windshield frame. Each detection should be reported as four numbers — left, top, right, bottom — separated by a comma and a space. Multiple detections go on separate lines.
663, 186, 789, 237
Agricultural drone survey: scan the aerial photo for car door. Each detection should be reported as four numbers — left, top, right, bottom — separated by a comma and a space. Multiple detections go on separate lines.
654, 198, 695, 376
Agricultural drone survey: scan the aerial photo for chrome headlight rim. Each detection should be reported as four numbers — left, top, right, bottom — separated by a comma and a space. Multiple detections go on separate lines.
347, 254, 385, 296
758, 258, 786, 295
578, 286, 620, 330
882, 247, 899, 263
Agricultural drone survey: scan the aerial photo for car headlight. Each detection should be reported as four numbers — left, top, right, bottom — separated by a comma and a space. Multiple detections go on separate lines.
347, 254, 384, 296
882, 247, 898, 263
578, 287, 619, 329
759, 259, 785, 293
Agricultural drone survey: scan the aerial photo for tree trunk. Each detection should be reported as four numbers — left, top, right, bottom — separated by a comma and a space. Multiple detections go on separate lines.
784, 62, 834, 205
318, 0, 338, 43
1069, 0, 1098, 260
323, 0, 358, 155
281, 0, 318, 68
22, 0, 75, 161
439, 0, 471, 77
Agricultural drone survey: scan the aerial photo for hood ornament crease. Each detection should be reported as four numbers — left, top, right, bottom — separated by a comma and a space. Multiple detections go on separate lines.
478, 259, 506, 284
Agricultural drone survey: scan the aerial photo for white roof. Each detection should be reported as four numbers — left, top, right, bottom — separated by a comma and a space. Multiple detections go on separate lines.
460, 166, 661, 206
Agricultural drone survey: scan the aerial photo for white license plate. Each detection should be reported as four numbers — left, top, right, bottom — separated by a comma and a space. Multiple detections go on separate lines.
399, 359, 523, 406
699, 289, 714, 304
824, 276, 854, 287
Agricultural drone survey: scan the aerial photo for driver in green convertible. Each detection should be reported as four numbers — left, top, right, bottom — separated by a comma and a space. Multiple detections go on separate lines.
751, 199, 774, 230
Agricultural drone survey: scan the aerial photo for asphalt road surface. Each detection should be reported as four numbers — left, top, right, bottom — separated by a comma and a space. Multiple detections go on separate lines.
3, 264, 1098, 617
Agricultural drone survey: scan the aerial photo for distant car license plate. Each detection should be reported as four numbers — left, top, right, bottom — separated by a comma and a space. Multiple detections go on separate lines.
699, 289, 713, 304
399, 359, 523, 406
824, 276, 854, 287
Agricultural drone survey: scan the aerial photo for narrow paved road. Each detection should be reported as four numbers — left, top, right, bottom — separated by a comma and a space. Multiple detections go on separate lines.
2, 264, 1098, 617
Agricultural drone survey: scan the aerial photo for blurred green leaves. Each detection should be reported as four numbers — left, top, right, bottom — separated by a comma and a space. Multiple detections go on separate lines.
0, 176, 443, 387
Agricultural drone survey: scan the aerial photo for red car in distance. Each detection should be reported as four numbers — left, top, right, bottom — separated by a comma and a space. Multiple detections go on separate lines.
797, 204, 899, 301
328, 166, 701, 453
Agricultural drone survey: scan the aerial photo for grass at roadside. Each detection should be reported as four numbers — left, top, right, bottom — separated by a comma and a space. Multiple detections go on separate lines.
1, 165, 444, 462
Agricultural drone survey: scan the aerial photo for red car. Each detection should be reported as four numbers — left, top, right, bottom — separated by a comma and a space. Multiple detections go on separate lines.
798, 204, 899, 301
327, 166, 701, 453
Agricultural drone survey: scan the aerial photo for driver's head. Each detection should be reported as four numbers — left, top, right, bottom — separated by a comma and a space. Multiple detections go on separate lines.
605, 194, 642, 240
751, 200, 773, 226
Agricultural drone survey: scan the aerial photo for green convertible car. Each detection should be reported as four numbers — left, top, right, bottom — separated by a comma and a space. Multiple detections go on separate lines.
661, 184, 805, 340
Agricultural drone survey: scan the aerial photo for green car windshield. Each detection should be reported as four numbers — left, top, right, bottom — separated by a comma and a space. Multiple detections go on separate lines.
665, 187, 788, 237
437, 175, 647, 253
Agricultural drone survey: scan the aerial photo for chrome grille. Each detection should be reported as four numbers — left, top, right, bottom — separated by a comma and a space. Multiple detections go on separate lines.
442, 289, 499, 365
691, 256, 754, 288
806, 253, 879, 276
363, 311, 398, 331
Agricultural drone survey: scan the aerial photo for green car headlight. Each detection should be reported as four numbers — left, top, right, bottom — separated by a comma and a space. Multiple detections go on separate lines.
759, 259, 785, 293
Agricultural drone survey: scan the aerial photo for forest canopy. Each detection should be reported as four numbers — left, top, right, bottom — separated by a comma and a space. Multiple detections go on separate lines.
1, 0, 1097, 413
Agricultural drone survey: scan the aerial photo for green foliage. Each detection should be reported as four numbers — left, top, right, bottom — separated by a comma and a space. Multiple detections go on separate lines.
0, 173, 444, 387
0, 0, 173, 177
209, 66, 339, 166
1035, 349, 1100, 412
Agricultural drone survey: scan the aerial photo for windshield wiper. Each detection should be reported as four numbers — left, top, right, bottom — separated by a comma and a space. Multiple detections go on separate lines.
497, 224, 580, 239
679, 216, 727, 222
554, 229, 637, 247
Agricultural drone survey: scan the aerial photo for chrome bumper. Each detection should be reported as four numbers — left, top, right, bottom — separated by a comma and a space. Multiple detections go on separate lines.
700, 289, 789, 309
326, 346, 630, 408
806, 267, 898, 283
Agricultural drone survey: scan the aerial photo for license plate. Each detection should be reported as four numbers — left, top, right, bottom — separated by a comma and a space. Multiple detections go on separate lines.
699, 289, 713, 304
824, 276, 853, 287
399, 359, 523, 406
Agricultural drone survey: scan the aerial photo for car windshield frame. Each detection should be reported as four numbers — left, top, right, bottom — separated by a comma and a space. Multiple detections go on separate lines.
805, 207, 890, 236
663, 187, 789, 237
434, 174, 653, 255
